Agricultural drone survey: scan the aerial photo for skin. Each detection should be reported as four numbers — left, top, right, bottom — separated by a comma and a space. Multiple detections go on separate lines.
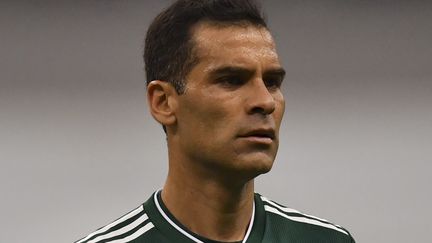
147, 22, 285, 242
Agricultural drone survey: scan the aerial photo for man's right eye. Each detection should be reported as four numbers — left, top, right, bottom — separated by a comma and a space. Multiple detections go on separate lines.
218, 76, 245, 87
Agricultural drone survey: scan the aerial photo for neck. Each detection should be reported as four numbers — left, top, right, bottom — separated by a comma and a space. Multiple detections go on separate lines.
162, 164, 255, 242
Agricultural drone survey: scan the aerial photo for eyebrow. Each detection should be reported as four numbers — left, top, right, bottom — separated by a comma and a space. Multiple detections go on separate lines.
208, 66, 286, 78
265, 68, 286, 79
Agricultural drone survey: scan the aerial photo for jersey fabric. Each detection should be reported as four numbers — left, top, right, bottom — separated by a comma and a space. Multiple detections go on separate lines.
76, 191, 355, 243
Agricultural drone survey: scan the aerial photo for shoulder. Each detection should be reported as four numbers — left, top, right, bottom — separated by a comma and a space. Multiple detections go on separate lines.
257, 194, 355, 242
75, 204, 155, 243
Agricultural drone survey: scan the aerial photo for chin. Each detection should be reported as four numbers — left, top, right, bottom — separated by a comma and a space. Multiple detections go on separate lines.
202, 150, 276, 181
233, 154, 275, 180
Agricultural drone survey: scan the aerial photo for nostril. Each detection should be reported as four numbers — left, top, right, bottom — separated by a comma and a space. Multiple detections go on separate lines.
246, 87, 276, 115
251, 107, 265, 115
250, 104, 275, 115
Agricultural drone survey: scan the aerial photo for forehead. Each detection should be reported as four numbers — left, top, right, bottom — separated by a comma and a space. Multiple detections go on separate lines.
190, 22, 279, 68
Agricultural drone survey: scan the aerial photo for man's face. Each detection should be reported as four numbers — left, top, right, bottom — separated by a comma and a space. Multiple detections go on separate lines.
174, 22, 285, 179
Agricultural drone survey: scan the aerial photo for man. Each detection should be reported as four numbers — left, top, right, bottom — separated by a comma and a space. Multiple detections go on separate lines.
77, 0, 355, 242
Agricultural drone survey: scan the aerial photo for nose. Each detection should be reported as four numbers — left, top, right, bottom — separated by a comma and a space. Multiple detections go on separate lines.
245, 79, 276, 115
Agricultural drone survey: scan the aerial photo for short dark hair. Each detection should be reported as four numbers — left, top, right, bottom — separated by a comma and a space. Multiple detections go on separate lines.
144, 0, 267, 94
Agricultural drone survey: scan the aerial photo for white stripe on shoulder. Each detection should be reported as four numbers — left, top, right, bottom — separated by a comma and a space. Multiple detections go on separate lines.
264, 205, 349, 236
76, 205, 144, 243
107, 222, 154, 243
261, 196, 342, 228
87, 214, 149, 243
261, 196, 301, 214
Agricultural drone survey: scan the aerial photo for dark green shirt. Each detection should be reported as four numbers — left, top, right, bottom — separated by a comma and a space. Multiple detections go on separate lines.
76, 191, 355, 243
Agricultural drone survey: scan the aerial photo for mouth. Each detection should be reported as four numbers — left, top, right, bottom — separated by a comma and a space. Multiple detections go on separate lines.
238, 129, 275, 144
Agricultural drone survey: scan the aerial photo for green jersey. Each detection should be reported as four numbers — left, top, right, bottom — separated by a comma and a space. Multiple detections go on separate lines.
76, 191, 355, 243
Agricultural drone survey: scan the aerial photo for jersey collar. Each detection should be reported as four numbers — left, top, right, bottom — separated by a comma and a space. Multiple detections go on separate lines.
144, 190, 265, 243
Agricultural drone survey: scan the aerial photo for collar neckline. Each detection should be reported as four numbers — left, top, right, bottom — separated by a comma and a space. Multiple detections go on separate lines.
144, 190, 265, 243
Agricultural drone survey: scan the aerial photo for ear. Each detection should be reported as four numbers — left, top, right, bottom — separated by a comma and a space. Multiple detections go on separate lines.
147, 80, 178, 127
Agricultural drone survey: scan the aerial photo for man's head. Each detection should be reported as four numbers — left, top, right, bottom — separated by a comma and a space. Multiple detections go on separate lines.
145, 0, 285, 181
144, 0, 267, 94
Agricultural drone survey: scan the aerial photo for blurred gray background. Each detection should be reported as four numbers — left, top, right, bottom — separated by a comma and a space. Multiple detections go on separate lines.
1, 0, 431, 242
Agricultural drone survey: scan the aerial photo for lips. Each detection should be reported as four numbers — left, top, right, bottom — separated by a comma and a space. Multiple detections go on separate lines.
239, 128, 275, 140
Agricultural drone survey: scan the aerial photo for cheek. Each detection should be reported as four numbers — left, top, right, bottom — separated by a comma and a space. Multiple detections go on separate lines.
274, 94, 285, 124
180, 95, 234, 135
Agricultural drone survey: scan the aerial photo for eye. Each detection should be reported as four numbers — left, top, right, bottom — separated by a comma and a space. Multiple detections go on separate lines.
264, 76, 283, 89
217, 76, 246, 87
